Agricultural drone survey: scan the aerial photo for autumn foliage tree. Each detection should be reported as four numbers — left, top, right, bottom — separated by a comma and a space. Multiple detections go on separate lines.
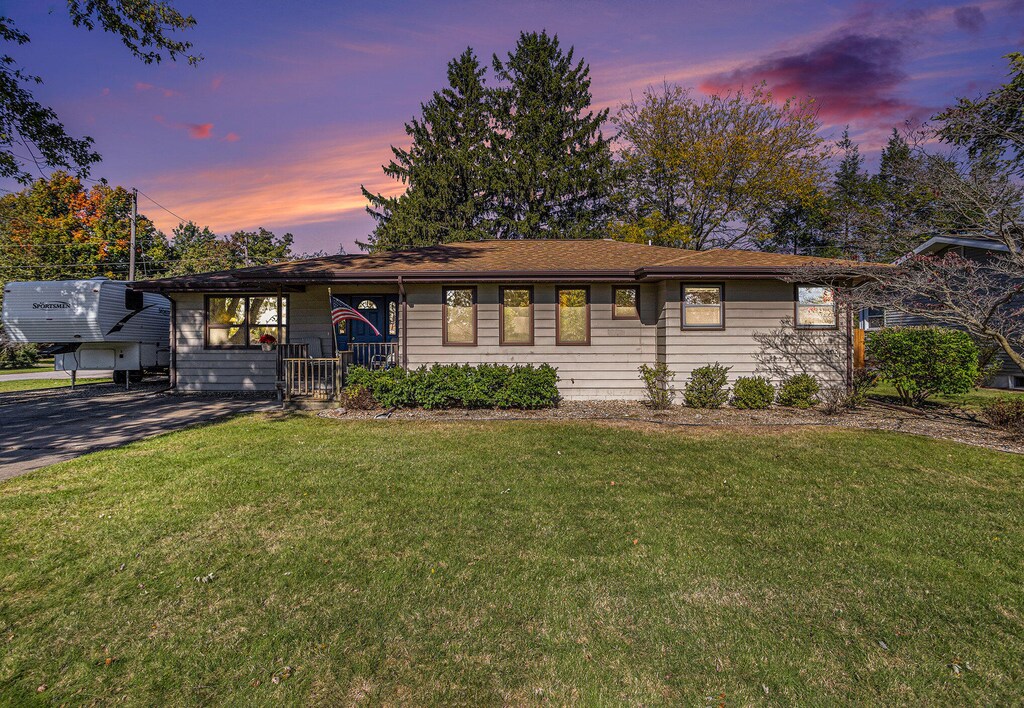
609, 83, 827, 250
0, 172, 170, 283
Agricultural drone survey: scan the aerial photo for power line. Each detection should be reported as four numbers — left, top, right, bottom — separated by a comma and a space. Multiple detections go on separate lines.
136, 189, 191, 225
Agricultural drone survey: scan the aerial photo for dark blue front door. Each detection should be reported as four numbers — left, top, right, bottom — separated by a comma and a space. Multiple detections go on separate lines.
336, 295, 398, 367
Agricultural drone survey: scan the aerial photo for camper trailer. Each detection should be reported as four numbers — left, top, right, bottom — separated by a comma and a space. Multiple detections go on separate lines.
2, 278, 171, 383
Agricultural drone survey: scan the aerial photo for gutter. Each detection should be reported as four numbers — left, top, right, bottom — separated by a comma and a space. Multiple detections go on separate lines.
132, 264, 883, 293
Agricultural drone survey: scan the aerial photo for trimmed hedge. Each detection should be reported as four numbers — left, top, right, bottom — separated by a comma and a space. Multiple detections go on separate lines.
346, 363, 559, 409
731, 376, 775, 409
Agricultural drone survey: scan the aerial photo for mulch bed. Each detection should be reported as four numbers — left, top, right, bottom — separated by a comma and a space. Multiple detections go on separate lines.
317, 399, 1024, 455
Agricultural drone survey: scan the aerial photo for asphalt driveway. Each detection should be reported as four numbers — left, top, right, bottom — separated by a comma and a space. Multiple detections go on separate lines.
0, 385, 276, 480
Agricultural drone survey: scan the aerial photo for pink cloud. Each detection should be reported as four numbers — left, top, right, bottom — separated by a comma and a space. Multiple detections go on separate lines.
135, 81, 180, 98
222, 132, 240, 142
700, 32, 924, 128
211, 76, 223, 90
153, 115, 216, 140
100, 87, 110, 96
186, 123, 214, 140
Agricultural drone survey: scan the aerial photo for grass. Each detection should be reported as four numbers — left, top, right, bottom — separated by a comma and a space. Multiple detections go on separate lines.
0, 377, 108, 393
869, 381, 1024, 410
0, 358, 55, 376
0, 417, 1022, 704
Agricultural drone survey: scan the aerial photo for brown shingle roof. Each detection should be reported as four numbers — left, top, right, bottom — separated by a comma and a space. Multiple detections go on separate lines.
133, 239, 874, 291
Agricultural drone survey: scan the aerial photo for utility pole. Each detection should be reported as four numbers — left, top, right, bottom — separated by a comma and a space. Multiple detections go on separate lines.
129, 187, 138, 281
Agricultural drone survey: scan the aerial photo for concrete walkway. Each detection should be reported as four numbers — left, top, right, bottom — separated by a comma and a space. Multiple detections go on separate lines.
0, 386, 275, 480
0, 369, 112, 381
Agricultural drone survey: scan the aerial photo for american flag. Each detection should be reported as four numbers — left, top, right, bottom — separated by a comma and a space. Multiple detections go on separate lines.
330, 295, 381, 337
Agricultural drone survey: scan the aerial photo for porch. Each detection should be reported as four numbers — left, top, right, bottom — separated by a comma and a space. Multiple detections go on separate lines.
276, 341, 401, 406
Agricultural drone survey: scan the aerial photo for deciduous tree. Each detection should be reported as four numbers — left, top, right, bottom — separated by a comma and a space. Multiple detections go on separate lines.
610, 83, 827, 250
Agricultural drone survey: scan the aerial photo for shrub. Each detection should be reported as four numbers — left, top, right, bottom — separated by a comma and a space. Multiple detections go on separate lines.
866, 327, 980, 407
345, 363, 558, 410
819, 384, 851, 415
346, 366, 416, 408
638, 363, 675, 409
683, 363, 730, 409
777, 373, 820, 408
848, 366, 879, 408
980, 396, 1024, 436
0, 341, 39, 370
339, 384, 377, 410
493, 364, 560, 409
731, 376, 774, 409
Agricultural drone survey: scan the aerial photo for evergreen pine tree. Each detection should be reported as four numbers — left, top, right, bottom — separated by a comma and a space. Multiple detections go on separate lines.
490, 31, 613, 239
361, 49, 495, 251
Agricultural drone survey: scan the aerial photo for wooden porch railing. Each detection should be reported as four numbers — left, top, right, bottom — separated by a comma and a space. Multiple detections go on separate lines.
281, 353, 350, 402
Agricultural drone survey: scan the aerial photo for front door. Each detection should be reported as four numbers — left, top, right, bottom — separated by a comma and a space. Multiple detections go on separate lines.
335, 295, 398, 367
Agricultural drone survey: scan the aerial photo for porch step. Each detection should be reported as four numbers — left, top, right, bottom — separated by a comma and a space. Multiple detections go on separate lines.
282, 398, 345, 411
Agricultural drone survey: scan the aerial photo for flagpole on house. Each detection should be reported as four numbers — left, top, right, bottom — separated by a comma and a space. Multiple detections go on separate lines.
328, 286, 337, 358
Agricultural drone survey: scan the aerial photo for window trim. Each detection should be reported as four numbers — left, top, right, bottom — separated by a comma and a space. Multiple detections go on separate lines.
555, 285, 591, 346
204, 293, 289, 350
681, 283, 725, 330
499, 285, 534, 346
442, 286, 478, 347
794, 284, 838, 330
612, 285, 640, 321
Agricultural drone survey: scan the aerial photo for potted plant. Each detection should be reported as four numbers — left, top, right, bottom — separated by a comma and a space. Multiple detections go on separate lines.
258, 333, 277, 352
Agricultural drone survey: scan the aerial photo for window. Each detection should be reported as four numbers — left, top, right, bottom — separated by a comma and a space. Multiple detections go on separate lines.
357, 299, 377, 310
206, 295, 288, 348
862, 307, 884, 330
443, 287, 476, 345
388, 300, 398, 336
500, 287, 533, 345
613, 287, 639, 320
795, 285, 837, 328
682, 284, 723, 329
556, 287, 590, 345
124, 289, 144, 311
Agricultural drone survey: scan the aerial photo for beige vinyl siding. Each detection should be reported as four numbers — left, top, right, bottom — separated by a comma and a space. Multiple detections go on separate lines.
406, 283, 658, 400
663, 280, 847, 387
173, 286, 344, 392
171, 279, 849, 398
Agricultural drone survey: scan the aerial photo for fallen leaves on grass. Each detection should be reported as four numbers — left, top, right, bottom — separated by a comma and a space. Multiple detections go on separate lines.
272, 666, 294, 684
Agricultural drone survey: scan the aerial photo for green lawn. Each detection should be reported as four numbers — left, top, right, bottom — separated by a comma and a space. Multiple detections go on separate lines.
0, 358, 55, 375
1, 417, 1022, 704
0, 377, 108, 393
869, 381, 1024, 410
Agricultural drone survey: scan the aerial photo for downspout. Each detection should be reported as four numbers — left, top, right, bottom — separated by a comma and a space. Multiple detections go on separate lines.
398, 275, 408, 369
169, 296, 177, 390
845, 290, 853, 389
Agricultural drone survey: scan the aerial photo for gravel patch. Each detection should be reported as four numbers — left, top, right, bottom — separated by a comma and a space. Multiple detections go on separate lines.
317, 399, 1024, 454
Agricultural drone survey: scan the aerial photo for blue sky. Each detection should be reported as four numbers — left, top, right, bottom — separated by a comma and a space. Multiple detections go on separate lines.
3, 0, 1022, 253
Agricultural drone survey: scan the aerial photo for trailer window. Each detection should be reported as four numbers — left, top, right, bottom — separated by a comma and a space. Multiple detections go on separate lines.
125, 289, 144, 311
206, 295, 288, 348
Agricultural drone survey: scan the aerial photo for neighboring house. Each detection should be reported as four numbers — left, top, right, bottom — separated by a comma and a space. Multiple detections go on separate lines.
864, 234, 1022, 390
133, 239, 859, 401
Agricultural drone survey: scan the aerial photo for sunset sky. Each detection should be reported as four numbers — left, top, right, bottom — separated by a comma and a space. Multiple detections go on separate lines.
5, 0, 1023, 253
